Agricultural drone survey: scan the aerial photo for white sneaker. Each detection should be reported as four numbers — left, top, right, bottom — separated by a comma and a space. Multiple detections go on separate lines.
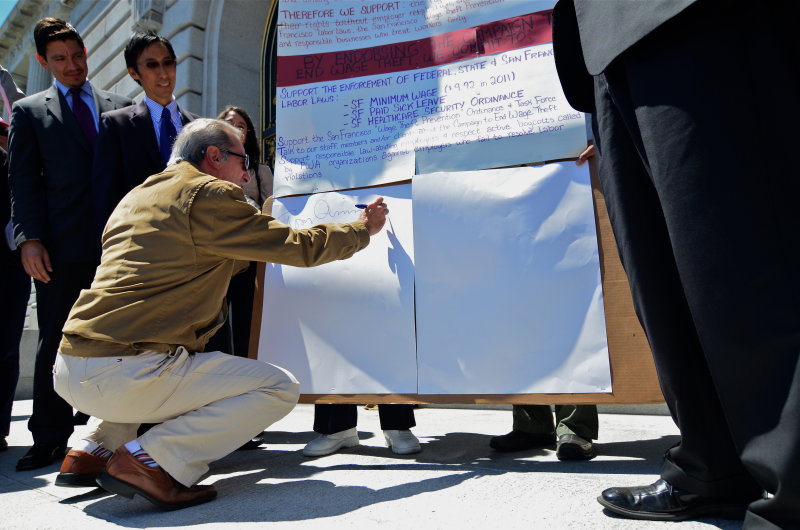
383, 429, 421, 455
302, 427, 359, 457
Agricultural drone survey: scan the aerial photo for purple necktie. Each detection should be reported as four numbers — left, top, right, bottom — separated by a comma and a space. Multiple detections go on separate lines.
69, 87, 97, 149
159, 107, 177, 166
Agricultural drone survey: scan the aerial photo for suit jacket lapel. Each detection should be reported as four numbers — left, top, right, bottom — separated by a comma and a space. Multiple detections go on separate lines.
43, 85, 64, 124
178, 106, 195, 126
94, 85, 118, 115
131, 102, 162, 167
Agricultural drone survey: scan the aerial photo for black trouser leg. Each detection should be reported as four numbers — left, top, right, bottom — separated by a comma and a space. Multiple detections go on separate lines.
227, 262, 257, 358
0, 250, 30, 437
592, 3, 798, 524
377, 404, 415, 430
313, 404, 416, 433
313, 404, 357, 434
29, 262, 95, 445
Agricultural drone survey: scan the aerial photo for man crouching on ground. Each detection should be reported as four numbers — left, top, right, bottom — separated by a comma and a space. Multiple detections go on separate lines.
52, 118, 388, 510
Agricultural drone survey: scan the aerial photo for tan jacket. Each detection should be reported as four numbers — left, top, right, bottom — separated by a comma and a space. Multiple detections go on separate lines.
60, 161, 369, 357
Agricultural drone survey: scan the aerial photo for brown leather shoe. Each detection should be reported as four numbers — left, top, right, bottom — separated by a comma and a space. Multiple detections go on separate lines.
55, 449, 110, 487
97, 446, 216, 510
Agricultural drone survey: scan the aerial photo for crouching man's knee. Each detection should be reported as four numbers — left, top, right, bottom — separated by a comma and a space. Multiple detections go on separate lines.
257, 364, 300, 419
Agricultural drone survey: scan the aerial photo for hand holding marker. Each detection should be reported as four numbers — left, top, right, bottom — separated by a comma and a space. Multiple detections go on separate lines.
356, 197, 389, 235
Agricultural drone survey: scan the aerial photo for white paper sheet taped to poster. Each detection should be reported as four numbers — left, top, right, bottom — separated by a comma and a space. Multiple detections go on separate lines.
274, 1, 586, 196
413, 163, 611, 394
258, 164, 611, 395
258, 184, 417, 394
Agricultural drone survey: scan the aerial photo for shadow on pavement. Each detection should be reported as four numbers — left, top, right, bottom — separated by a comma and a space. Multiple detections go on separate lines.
77, 431, 685, 527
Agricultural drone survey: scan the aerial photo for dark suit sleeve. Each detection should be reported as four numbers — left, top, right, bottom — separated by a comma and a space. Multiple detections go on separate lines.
0, 147, 9, 228
91, 112, 125, 242
552, 0, 595, 114
8, 101, 46, 246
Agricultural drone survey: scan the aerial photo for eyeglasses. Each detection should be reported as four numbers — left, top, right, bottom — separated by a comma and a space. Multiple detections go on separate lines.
138, 58, 177, 70
220, 147, 249, 170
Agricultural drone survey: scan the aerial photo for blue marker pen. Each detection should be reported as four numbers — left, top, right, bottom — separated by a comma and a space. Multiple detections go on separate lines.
355, 204, 368, 209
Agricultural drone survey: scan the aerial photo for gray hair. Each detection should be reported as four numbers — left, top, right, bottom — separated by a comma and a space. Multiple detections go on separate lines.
168, 118, 240, 167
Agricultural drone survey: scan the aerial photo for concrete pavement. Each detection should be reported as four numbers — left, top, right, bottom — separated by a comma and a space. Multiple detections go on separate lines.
1, 401, 741, 529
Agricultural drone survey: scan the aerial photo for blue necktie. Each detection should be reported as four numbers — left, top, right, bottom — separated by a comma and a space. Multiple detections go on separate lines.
159, 106, 177, 166
69, 87, 97, 149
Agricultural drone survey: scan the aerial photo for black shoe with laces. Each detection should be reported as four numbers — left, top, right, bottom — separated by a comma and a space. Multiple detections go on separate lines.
489, 430, 556, 452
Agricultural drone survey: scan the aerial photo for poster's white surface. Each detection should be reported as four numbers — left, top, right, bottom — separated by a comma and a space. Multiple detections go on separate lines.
413, 163, 611, 394
258, 184, 417, 394
278, 0, 555, 55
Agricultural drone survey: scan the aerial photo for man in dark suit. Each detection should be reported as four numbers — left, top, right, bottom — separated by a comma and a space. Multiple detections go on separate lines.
0, 65, 26, 453
0, 118, 30, 454
552, 1, 798, 527
8, 17, 132, 471
91, 31, 198, 238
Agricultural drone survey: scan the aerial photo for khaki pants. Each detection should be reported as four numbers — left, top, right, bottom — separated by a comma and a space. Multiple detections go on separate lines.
54, 348, 299, 486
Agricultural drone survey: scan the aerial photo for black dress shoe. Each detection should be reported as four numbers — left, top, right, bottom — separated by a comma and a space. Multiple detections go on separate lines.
138, 423, 158, 436
598, 479, 753, 521
489, 430, 555, 452
16, 443, 68, 471
73, 411, 90, 425
556, 434, 595, 461
236, 434, 265, 451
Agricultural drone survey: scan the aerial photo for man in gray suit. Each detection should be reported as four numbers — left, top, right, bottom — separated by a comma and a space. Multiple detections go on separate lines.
8, 17, 132, 471
552, 1, 798, 528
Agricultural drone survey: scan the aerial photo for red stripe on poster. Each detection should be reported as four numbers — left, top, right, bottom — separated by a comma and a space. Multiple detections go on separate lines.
277, 10, 553, 87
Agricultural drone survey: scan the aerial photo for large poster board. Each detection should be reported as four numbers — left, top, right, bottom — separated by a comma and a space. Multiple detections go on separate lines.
253, 0, 664, 404
253, 159, 663, 404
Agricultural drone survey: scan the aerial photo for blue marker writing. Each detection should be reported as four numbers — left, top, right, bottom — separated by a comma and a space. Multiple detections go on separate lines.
355, 204, 368, 209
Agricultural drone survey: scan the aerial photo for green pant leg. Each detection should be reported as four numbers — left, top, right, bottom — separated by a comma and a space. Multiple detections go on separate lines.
554, 404, 598, 440
512, 405, 556, 434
